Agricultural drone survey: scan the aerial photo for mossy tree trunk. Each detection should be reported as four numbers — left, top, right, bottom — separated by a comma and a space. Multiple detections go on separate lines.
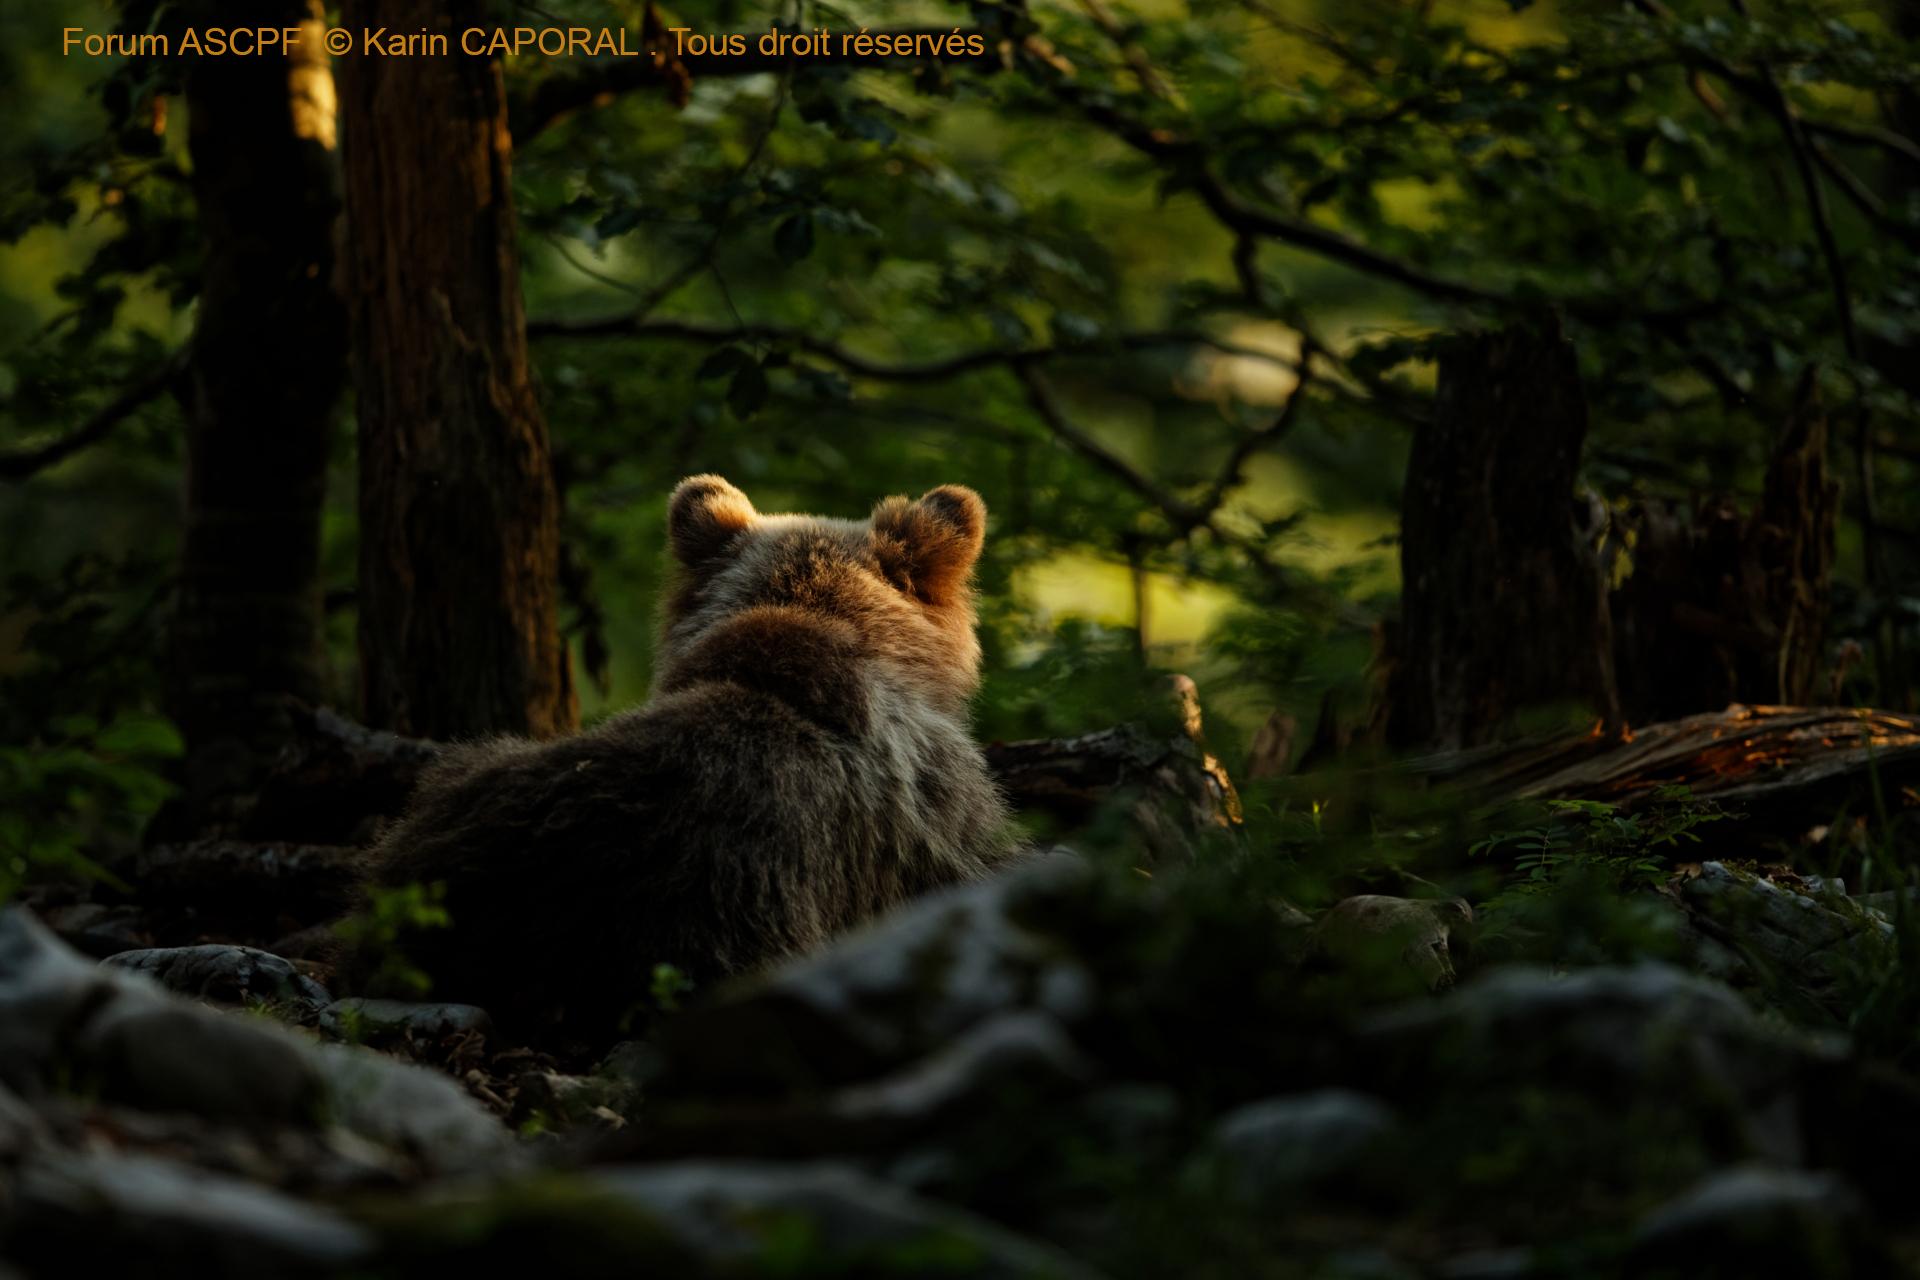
337, 0, 576, 740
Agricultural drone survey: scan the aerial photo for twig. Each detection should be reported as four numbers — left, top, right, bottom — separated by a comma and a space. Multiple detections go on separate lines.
1195, 340, 1315, 518
514, 26, 1003, 138
1017, 363, 1375, 624
528, 314, 1302, 381
1810, 141, 1920, 251
1726, 1, 1858, 360
1016, 364, 1204, 526
0, 354, 186, 482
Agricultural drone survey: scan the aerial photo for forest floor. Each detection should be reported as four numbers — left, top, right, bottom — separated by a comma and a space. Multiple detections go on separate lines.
4, 703, 1920, 1279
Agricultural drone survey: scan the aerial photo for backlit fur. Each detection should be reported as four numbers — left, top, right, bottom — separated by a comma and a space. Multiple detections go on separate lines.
357, 476, 1021, 1033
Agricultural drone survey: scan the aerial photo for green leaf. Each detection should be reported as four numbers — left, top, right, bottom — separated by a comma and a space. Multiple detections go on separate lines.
92, 712, 183, 759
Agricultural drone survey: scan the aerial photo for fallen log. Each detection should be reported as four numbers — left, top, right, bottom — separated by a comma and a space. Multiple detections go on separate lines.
1395, 704, 1920, 854
1412, 704, 1915, 801
986, 675, 1242, 860
135, 840, 364, 921
122, 685, 1245, 936
236, 705, 442, 843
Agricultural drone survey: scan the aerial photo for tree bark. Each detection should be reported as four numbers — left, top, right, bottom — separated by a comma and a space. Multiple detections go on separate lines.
1611, 378, 1838, 722
337, 0, 576, 740
171, 0, 346, 806
1388, 318, 1621, 750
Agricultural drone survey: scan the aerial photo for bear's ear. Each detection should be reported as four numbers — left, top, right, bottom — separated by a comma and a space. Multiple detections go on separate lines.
871, 485, 987, 605
669, 474, 756, 567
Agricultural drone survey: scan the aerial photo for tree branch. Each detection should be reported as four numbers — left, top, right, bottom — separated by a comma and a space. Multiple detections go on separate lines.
528, 313, 1301, 382
1016, 364, 1376, 625
1195, 341, 1315, 518
515, 26, 1004, 138
1016, 364, 1206, 526
0, 354, 185, 483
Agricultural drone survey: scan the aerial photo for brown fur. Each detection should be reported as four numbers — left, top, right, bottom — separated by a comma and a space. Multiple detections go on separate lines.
354, 477, 1021, 1033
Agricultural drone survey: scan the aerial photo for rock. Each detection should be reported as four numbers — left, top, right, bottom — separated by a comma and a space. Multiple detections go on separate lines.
1361, 963, 1836, 1164
1077, 1084, 1183, 1159
1631, 1166, 1873, 1276
0, 907, 324, 1123
659, 851, 1096, 1090
826, 1011, 1092, 1128
594, 1161, 1109, 1279
1211, 1090, 1396, 1195
311, 1042, 516, 1173
1677, 862, 1891, 1014
82, 999, 328, 1125
1433, 1248, 1538, 1279
638, 1012, 1093, 1159
0, 1081, 52, 1159
37, 903, 153, 958
1315, 1248, 1418, 1279
103, 945, 331, 1017
319, 998, 494, 1045
7, 1149, 373, 1278
1315, 895, 1473, 991
0, 907, 512, 1174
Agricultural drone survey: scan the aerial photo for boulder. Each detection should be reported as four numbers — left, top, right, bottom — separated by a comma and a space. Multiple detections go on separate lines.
1211, 1090, 1396, 1196
1315, 896, 1473, 991
1676, 862, 1890, 1015
1631, 1166, 1874, 1277
6, 1149, 373, 1279
593, 1161, 1108, 1279
658, 851, 1096, 1091
638, 1012, 1094, 1159
319, 998, 494, 1045
0, 908, 512, 1174
311, 1042, 516, 1173
103, 945, 331, 1017
0, 908, 323, 1124
1360, 963, 1838, 1164
827, 1011, 1093, 1129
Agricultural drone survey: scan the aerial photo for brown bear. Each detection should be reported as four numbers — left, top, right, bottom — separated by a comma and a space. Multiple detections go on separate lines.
353, 475, 1022, 1034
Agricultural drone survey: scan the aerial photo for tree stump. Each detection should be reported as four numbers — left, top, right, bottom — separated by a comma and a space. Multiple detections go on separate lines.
1388, 318, 1620, 750
1612, 377, 1837, 722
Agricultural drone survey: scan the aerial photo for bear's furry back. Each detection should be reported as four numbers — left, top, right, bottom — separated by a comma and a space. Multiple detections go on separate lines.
355, 482, 1019, 1034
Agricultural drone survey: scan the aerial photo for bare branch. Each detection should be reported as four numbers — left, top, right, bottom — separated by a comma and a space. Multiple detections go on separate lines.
0, 354, 185, 483
1017, 364, 1205, 526
515, 27, 1004, 138
1016, 364, 1377, 625
1196, 339, 1316, 518
1811, 141, 1920, 251
528, 313, 1302, 381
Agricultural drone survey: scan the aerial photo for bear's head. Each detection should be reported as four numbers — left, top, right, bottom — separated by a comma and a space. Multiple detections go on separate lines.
654, 475, 989, 722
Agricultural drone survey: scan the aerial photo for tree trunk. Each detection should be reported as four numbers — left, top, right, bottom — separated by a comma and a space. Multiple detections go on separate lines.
1611, 377, 1838, 722
1388, 318, 1621, 750
337, 0, 576, 740
170, 0, 345, 809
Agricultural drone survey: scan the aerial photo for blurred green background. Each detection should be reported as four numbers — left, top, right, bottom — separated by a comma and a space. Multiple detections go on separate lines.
2, 0, 1914, 797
